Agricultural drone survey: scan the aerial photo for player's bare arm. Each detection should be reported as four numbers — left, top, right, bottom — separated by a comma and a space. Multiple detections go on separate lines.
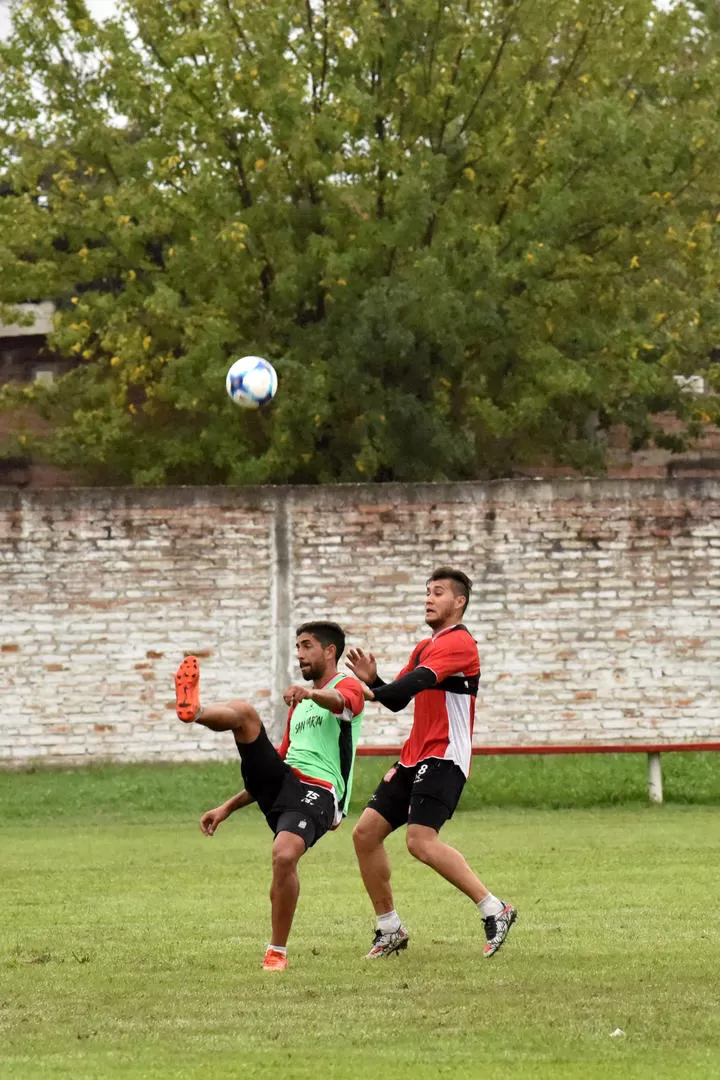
283, 684, 345, 713
200, 789, 255, 836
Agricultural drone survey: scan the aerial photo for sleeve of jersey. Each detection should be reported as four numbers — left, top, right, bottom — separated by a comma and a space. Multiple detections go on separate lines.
371, 667, 437, 713
335, 676, 365, 719
277, 710, 292, 759
419, 633, 479, 681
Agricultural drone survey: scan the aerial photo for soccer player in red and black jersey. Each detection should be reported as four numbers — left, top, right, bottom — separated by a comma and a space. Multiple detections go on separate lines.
348, 568, 517, 959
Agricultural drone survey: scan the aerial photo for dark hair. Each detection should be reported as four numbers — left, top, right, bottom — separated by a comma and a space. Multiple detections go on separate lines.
295, 621, 346, 660
427, 567, 473, 613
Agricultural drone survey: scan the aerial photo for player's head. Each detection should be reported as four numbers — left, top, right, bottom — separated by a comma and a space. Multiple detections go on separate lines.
295, 621, 346, 681
425, 567, 472, 630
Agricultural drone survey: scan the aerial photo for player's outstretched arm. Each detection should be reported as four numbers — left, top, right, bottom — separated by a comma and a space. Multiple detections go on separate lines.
283, 684, 345, 713
200, 789, 255, 836
346, 647, 380, 686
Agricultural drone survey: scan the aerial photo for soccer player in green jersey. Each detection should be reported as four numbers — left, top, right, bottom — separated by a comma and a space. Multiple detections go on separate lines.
174, 622, 365, 971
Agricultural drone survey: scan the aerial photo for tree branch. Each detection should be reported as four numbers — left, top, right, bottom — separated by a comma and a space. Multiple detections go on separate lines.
424, 0, 444, 98
457, 3, 518, 138
219, 0, 256, 57
544, 15, 596, 119
434, 0, 472, 152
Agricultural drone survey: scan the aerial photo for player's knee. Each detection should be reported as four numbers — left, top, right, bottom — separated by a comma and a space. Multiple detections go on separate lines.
226, 698, 258, 722
227, 699, 261, 735
353, 818, 377, 854
272, 839, 301, 876
406, 830, 435, 864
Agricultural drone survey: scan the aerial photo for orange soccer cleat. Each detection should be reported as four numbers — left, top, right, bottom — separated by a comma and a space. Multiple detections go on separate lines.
174, 656, 200, 723
262, 948, 288, 971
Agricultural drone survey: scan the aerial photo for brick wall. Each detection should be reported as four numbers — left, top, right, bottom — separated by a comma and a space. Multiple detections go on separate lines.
1, 480, 718, 765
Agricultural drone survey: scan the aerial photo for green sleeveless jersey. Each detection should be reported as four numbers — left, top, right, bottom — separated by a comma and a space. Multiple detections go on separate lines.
284, 674, 364, 813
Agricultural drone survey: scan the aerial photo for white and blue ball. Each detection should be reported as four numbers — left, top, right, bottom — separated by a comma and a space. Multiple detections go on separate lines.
225, 355, 278, 409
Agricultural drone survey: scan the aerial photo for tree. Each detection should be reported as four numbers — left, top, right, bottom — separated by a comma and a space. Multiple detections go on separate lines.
1, 0, 719, 484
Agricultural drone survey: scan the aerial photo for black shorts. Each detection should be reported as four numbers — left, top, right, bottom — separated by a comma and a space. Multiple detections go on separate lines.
235, 726, 335, 849
367, 758, 466, 833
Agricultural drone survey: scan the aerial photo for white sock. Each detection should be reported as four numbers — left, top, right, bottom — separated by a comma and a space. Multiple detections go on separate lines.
477, 893, 504, 919
377, 909, 402, 934
268, 944, 287, 955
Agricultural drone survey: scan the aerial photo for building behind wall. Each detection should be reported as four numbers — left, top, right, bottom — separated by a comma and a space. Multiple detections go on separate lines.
0, 302, 80, 487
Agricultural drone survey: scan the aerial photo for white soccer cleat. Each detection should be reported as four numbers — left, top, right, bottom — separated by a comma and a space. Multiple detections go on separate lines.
482, 902, 517, 957
364, 926, 409, 959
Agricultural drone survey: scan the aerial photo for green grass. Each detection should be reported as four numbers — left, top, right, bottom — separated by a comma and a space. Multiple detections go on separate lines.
1, 750, 720, 825
2, 761, 720, 1078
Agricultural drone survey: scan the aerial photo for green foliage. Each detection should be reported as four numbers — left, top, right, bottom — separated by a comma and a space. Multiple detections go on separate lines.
1, 0, 720, 483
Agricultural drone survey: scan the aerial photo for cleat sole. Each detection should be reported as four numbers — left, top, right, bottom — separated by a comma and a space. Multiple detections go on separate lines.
175, 655, 200, 722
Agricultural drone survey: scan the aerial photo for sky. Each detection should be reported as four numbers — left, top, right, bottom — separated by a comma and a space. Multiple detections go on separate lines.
0, 0, 678, 38
0, 0, 118, 38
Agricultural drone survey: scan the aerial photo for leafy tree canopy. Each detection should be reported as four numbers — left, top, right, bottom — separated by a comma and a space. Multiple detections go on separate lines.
1, 0, 719, 484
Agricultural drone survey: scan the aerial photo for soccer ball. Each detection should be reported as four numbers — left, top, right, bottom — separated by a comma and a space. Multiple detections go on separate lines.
225, 355, 278, 409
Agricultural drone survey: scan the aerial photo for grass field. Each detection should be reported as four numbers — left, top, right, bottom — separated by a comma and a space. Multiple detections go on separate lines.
2, 756, 720, 1079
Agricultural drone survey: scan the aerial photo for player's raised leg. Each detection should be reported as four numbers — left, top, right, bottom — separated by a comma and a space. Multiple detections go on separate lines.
174, 655, 262, 742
